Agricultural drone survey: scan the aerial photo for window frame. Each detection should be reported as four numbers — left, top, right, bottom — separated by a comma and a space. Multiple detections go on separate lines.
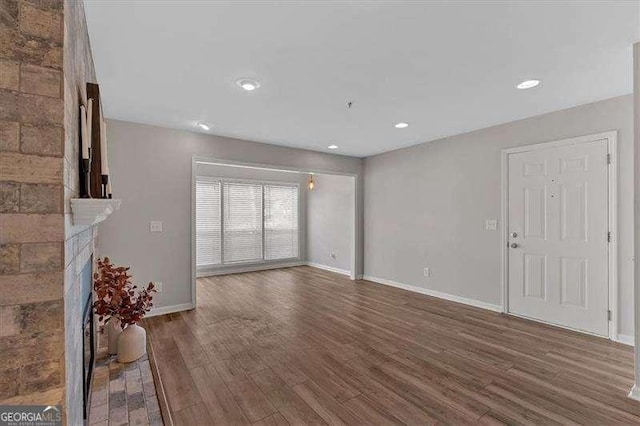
195, 176, 301, 271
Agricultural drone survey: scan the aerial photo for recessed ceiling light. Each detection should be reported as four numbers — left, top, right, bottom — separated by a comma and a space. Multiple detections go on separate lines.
235, 78, 261, 91
328, 144, 338, 150
197, 122, 211, 131
394, 122, 409, 129
516, 79, 541, 89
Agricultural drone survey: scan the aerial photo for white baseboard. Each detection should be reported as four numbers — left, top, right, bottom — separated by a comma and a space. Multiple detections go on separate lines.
362, 275, 503, 313
629, 384, 640, 401
198, 261, 306, 277
306, 262, 351, 276
615, 334, 635, 346
147, 302, 195, 318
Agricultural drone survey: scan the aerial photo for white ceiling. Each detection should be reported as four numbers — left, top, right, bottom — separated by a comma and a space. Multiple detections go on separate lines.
84, 1, 639, 158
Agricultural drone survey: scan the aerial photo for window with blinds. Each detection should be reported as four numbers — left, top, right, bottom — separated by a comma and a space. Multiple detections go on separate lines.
196, 178, 299, 269
223, 182, 263, 263
264, 185, 299, 260
195, 179, 221, 267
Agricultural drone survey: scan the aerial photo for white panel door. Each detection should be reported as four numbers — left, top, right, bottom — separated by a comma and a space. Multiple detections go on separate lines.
507, 139, 609, 336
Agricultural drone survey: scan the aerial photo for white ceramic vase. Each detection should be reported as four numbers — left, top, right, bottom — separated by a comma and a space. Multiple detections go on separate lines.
117, 323, 146, 363
106, 318, 122, 355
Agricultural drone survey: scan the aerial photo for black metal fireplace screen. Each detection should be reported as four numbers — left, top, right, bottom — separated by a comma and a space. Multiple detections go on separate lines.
81, 258, 95, 421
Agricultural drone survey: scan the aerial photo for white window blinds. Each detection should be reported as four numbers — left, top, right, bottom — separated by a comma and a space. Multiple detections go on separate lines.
264, 185, 299, 260
196, 179, 300, 269
223, 182, 263, 263
195, 179, 221, 267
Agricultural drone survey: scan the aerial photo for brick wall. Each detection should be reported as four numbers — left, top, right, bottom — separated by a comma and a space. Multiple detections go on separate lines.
1, 2, 99, 423
62, 0, 97, 424
0, 0, 66, 407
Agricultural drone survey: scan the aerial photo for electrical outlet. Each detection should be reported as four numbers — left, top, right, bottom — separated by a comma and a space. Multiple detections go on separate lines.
424, 267, 431, 277
155, 281, 163, 292
150, 221, 163, 233
329, 252, 336, 259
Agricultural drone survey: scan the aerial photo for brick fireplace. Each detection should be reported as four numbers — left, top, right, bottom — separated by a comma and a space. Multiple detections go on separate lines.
0, 0, 100, 424
0, 0, 66, 408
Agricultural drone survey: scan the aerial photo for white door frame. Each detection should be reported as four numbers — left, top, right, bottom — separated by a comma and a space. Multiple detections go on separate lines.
500, 131, 618, 340
191, 156, 360, 308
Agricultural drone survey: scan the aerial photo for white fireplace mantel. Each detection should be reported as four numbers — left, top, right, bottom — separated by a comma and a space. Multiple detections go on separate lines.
70, 198, 121, 226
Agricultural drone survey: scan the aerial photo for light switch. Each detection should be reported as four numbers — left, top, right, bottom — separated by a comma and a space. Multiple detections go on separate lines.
485, 219, 498, 231
150, 221, 163, 233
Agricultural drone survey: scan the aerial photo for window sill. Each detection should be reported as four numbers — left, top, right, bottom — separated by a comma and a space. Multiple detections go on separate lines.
197, 259, 304, 277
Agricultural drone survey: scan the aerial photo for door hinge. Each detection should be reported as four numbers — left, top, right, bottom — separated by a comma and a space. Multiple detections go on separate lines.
608, 310, 612, 321
608, 231, 612, 243
607, 153, 611, 164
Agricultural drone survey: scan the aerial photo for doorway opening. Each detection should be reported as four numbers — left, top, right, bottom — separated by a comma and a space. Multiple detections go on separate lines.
190, 157, 358, 306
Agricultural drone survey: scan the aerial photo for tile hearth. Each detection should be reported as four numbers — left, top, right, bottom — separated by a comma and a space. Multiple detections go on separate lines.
89, 346, 163, 426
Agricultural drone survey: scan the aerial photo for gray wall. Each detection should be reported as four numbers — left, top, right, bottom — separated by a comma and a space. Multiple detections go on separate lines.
99, 120, 363, 310
364, 95, 634, 337
307, 174, 354, 273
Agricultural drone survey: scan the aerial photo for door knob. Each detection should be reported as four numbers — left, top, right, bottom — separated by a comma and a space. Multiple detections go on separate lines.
510, 243, 518, 248
511, 232, 518, 238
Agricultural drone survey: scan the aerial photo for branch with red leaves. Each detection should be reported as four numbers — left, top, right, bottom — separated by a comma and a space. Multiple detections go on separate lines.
93, 257, 156, 328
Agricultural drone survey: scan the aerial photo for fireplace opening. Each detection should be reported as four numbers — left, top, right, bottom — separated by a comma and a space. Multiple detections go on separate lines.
81, 258, 95, 421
